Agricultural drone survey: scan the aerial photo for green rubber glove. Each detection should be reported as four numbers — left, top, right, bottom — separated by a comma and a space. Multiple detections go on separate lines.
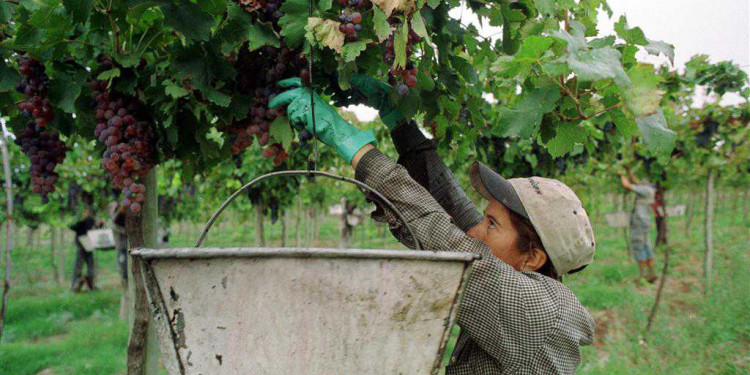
269, 78, 377, 163
350, 74, 405, 131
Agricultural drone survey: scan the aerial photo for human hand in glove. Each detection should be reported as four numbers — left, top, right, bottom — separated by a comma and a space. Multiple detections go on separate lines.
349, 74, 406, 131
269, 77, 377, 164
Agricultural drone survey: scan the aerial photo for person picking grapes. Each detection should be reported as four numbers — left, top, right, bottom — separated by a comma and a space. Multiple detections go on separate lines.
270, 77, 595, 375
619, 166, 658, 283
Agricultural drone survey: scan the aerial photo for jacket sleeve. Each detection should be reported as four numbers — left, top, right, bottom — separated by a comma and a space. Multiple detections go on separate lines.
390, 122, 483, 232
355, 149, 587, 368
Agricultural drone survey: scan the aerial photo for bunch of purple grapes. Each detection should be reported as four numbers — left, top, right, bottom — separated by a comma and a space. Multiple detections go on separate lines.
383, 22, 421, 95
338, 0, 369, 41
14, 57, 67, 202
227, 45, 308, 165
16, 60, 54, 127
14, 123, 67, 203
91, 59, 156, 213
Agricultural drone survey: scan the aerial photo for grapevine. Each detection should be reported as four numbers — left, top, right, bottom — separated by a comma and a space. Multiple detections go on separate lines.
91, 58, 156, 213
384, 21, 421, 95
228, 44, 307, 166
14, 57, 67, 203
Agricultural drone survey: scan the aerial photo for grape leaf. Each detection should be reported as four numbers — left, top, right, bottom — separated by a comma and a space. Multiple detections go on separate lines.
567, 47, 630, 87
0, 62, 21, 92
173, 45, 235, 107
393, 23, 408, 68
636, 109, 676, 155
247, 24, 281, 51
97, 68, 121, 81
337, 61, 357, 90
551, 21, 587, 53
449, 55, 478, 84
416, 69, 435, 91
645, 39, 675, 65
279, 0, 309, 48
269, 116, 294, 150
197, 0, 227, 15
589, 35, 616, 49
372, 6, 390, 42
159, 0, 214, 42
48, 68, 88, 113
163, 80, 189, 99
610, 108, 638, 137
342, 41, 369, 62
372, 0, 416, 17
411, 10, 428, 39
614, 16, 648, 45
427, 0, 440, 9
546, 122, 587, 157
204, 90, 231, 107
319, 0, 332, 12
495, 86, 561, 138
533, 0, 555, 16
229, 94, 251, 121
62, 0, 93, 24
0, 2, 14, 23
306, 17, 345, 53
29, 3, 69, 30
493, 36, 553, 77
624, 65, 664, 117
12, 24, 43, 50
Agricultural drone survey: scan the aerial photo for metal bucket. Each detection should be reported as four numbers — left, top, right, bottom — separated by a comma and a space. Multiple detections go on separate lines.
132, 247, 478, 375
132, 170, 479, 374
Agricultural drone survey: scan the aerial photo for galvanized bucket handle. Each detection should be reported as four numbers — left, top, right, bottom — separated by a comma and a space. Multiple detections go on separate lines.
195, 170, 422, 250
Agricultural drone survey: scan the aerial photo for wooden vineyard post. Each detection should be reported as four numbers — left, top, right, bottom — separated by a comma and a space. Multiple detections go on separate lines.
704, 170, 715, 295
295, 197, 301, 247
684, 189, 694, 239
743, 188, 748, 225
58, 211, 65, 286
127, 168, 161, 375
281, 211, 288, 247
50, 225, 59, 284
0, 126, 13, 342
255, 203, 265, 246
655, 183, 668, 246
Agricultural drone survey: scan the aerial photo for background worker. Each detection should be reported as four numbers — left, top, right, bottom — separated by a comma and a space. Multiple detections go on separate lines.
69, 207, 102, 292
619, 166, 658, 283
271, 77, 596, 375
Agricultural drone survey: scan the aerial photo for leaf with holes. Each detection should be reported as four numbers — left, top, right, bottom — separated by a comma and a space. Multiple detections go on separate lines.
306, 17, 345, 53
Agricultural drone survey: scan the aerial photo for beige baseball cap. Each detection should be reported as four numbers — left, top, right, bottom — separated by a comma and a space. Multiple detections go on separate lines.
469, 162, 595, 276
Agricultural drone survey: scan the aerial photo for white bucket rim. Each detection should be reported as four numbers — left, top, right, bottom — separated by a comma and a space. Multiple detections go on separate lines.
132, 247, 482, 262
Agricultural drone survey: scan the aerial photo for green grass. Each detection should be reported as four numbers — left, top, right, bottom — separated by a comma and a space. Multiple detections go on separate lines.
0, 196, 748, 375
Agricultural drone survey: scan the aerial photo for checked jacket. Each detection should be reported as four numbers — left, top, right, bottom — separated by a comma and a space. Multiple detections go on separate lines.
354, 144, 595, 375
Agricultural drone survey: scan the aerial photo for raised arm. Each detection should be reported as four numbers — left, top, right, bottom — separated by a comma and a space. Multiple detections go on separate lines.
389, 122, 483, 232
619, 172, 633, 191
347, 75, 482, 232
625, 165, 641, 185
